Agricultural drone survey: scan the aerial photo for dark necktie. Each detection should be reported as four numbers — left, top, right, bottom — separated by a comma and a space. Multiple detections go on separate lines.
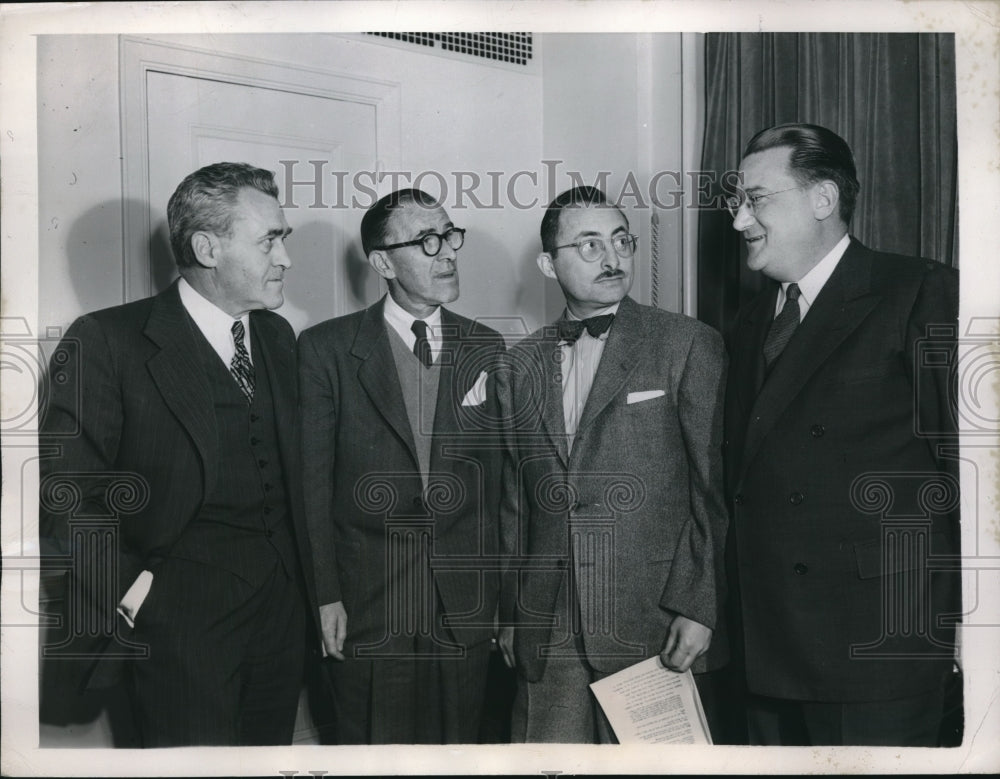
762, 283, 801, 369
230, 319, 255, 402
411, 319, 433, 368
557, 313, 616, 344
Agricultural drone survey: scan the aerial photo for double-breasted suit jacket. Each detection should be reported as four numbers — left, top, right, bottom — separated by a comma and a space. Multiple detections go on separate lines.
298, 297, 505, 656
39, 281, 319, 691
724, 238, 960, 702
498, 296, 729, 681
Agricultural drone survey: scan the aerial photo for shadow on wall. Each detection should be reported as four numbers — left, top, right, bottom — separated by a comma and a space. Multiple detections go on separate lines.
153, 215, 377, 333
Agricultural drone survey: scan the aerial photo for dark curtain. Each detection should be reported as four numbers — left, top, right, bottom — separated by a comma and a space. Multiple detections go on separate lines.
697, 33, 957, 335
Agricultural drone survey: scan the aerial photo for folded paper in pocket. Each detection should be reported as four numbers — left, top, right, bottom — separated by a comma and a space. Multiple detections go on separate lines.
461, 371, 489, 406
626, 389, 665, 405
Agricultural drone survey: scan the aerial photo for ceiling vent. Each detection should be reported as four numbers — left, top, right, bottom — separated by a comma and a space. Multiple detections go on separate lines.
366, 32, 534, 67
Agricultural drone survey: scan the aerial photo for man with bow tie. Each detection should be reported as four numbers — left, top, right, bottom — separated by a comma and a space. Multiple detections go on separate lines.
723, 124, 959, 746
298, 188, 506, 743
496, 185, 729, 742
39, 163, 320, 746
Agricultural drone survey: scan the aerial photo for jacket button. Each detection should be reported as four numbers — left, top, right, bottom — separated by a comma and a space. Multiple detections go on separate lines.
250, 437, 260, 445
794, 563, 808, 575
789, 492, 803, 505
734, 494, 744, 506
810, 424, 825, 438
265, 529, 274, 538
250, 413, 260, 422
553, 372, 563, 384
258, 459, 268, 468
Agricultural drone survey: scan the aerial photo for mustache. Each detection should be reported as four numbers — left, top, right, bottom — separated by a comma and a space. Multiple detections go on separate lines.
595, 269, 625, 280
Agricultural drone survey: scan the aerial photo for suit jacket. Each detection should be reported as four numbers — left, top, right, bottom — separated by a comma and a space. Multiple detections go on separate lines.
298, 297, 505, 653
724, 238, 960, 702
497, 296, 729, 682
39, 281, 320, 690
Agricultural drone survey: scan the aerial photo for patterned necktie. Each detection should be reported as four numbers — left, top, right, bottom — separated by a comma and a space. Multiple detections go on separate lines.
557, 313, 616, 344
411, 319, 433, 368
230, 319, 255, 402
762, 283, 801, 369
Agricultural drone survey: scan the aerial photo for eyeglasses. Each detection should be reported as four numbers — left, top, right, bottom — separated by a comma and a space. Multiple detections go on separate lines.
724, 187, 803, 218
554, 233, 638, 263
374, 227, 466, 257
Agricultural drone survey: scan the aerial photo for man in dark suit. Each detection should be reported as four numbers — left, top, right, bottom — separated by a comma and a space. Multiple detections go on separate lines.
39, 162, 320, 746
298, 188, 505, 744
496, 186, 729, 743
723, 123, 960, 746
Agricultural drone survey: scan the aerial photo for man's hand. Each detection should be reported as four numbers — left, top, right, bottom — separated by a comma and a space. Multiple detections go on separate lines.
660, 615, 712, 673
497, 626, 515, 669
319, 601, 348, 661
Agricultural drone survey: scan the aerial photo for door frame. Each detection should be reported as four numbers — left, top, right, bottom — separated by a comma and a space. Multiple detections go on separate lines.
119, 35, 401, 301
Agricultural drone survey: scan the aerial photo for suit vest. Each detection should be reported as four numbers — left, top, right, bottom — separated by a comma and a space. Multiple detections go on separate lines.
168, 321, 297, 585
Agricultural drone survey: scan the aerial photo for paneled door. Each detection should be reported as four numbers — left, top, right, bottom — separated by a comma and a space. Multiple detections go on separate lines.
122, 36, 401, 331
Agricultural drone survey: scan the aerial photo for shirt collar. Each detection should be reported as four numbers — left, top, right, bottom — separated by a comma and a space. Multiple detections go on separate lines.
564, 301, 621, 321
781, 233, 850, 313
383, 291, 443, 332
178, 277, 251, 362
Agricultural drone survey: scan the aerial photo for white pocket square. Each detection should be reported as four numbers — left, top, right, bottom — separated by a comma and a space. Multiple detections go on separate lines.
627, 389, 665, 404
461, 371, 489, 406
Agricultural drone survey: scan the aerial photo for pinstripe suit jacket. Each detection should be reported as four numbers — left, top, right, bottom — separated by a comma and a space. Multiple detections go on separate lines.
497, 296, 729, 682
39, 281, 319, 690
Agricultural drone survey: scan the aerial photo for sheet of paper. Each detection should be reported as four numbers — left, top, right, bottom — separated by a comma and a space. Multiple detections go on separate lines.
589, 656, 712, 744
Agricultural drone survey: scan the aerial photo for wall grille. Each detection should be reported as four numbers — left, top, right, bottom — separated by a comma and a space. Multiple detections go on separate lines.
367, 33, 533, 66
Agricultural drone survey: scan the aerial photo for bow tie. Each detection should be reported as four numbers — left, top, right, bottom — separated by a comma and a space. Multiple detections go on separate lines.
557, 313, 616, 344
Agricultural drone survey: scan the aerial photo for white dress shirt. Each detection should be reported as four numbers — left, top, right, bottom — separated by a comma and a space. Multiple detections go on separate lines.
382, 291, 444, 364
178, 276, 252, 365
774, 233, 850, 321
560, 301, 621, 450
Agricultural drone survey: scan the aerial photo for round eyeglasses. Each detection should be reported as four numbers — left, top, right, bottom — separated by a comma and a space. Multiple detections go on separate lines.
724, 187, 803, 219
374, 227, 466, 257
554, 233, 638, 263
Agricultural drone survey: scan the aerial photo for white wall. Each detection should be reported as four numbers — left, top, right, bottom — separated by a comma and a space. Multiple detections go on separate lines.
39, 33, 690, 343
38, 33, 547, 339
540, 33, 687, 323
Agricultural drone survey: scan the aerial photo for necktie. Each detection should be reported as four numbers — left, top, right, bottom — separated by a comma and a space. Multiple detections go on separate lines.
557, 313, 616, 344
411, 319, 433, 368
230, 319, 255, 402
762, 283, 801, 369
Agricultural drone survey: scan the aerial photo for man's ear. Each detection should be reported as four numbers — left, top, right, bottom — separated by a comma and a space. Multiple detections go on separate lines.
191, 231, 220, 268
536, 252, 558, 281
368, 249, 397, 281
813, 180, 840, 221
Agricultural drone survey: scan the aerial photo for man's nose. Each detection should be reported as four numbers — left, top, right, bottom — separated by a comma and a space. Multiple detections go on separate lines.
272, 238, 292, 268
600, 246, 621, 272
732, 204, 756, 232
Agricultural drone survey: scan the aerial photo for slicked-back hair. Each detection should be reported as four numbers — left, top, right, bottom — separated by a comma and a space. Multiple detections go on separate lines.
540, 185, 628, 255
743, 123, 861, 225
167, 162, 280, 268
361, 188, 440, 256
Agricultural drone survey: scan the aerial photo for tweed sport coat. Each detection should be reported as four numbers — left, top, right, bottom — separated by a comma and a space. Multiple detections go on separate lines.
298, 297, 506, 654
724, 238, 960, 702
498, 295, 729, 681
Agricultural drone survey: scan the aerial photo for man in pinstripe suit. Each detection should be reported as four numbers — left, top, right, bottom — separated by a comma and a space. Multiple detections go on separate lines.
40, 162, 320, 746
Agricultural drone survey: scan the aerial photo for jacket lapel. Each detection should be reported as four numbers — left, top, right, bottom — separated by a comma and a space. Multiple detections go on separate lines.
251, 311, 297, 473
352, 296, 420, 468
574, 296, 642, 441
143, 282, 219, 494
540, 333, 571, 468
740, 240, 881, 480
